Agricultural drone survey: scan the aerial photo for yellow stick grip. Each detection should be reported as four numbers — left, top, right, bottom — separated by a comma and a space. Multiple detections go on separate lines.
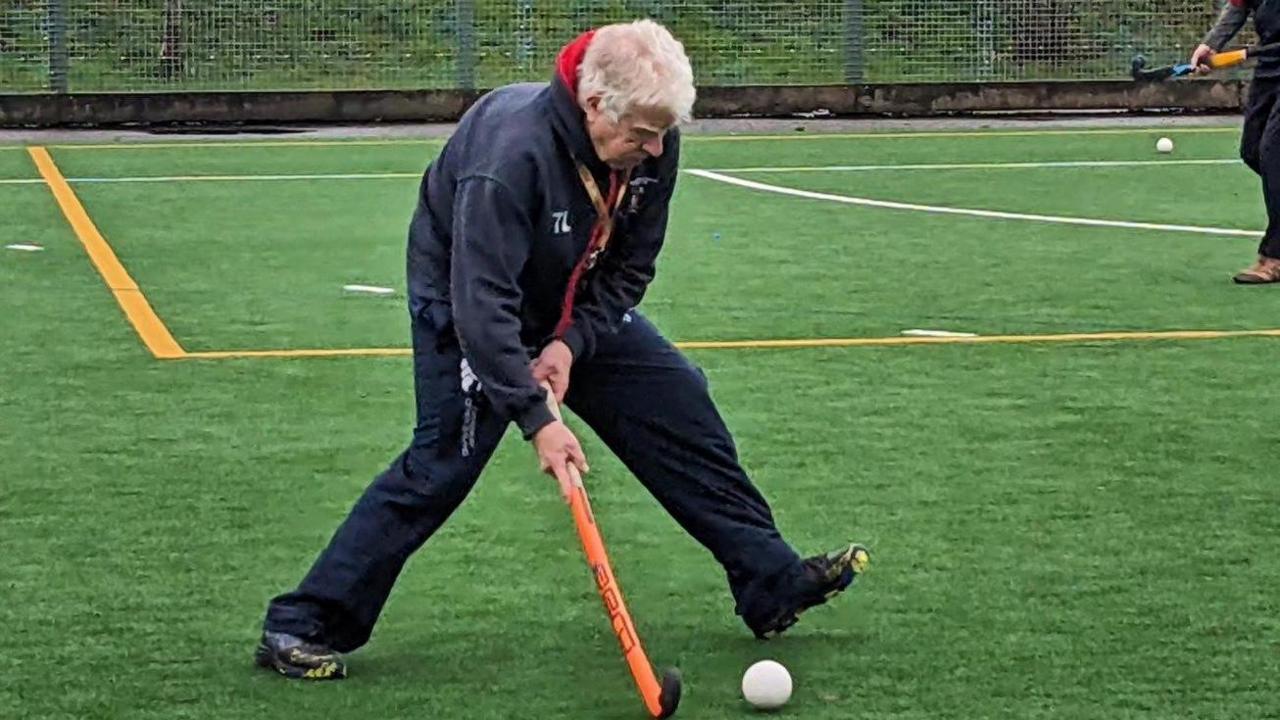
1208, 48, 1249, 69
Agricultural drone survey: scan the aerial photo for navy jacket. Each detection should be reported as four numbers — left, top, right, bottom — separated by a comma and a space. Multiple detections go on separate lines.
406, 74, 681, 439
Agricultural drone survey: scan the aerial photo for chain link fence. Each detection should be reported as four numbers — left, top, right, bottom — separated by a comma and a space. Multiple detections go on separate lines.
0, 1, 1244, 93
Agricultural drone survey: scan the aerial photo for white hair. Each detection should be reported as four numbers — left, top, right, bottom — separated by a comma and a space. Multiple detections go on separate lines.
577, 20, 696, 124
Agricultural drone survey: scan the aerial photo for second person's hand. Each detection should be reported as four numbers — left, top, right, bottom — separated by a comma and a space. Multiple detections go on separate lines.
1190, 43, 1215, 73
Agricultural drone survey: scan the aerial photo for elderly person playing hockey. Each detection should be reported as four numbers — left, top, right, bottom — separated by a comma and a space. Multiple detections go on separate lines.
254, 19, 870, 680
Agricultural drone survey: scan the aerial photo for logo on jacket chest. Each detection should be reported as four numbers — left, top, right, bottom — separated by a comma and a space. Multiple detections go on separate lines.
549, 175, 657, 235
627, 175, 658, 215
551, 210, 572, 235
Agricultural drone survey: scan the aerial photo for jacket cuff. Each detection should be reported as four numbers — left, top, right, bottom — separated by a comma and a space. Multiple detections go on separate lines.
515, 399, 557, 440
561, 325, 590, 362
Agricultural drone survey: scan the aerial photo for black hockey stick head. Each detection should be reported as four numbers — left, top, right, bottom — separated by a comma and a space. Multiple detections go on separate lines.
655, 668, 682, 719
1130, 54, 1151, 79
1131, 54, 1194, 81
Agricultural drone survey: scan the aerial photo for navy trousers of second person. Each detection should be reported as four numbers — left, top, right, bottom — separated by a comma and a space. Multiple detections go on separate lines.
1241, 76, 1280, 259
265, 303, 809, 652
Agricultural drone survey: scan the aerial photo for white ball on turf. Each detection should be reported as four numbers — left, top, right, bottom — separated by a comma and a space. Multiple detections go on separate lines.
742, 660, 792, 710
1156, 137, 1174, 153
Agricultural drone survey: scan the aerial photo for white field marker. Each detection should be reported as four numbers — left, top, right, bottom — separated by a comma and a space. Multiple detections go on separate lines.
901, 329, 980, 338
342, 284, 396, 295
5, 244, 44, 252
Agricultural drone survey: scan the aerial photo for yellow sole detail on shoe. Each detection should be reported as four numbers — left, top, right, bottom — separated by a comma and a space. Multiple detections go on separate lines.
302, 662, 342, 679
853, 549, 870, 573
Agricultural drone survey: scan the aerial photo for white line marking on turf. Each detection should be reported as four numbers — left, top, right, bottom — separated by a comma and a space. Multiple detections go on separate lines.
0, 178, 44, 184
342, 284, 396, 295
68, 172, 419, 184
706, 159, 1240, 173
5, 244, 44, 251
32, 125, 1241, 151
686, 169, 1260, 238
901, 329, 979, 338
44, 159, 1241, 185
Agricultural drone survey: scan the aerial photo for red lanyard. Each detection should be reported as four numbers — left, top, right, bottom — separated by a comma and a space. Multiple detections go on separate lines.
553, 164, 631, 340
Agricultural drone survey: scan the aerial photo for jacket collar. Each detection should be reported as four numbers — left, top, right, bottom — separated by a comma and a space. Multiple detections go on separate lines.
549, 30, 609, 176
549, 75, 605, 173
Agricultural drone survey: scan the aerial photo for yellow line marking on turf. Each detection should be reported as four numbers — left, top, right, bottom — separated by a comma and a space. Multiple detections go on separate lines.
34, 125, 1238, 151
179, 328, 1280, 360
27, 146, 186, 359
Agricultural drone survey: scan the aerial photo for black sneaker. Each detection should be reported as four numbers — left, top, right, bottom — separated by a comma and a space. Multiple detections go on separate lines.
753, 543, 870, 639
254, 631, 347, 680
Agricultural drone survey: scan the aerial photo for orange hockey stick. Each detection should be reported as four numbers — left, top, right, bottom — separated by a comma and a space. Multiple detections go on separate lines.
542, 385, 682, 718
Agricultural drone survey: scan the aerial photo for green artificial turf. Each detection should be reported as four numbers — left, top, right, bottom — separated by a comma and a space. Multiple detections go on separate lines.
3, 127, 1278, 719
